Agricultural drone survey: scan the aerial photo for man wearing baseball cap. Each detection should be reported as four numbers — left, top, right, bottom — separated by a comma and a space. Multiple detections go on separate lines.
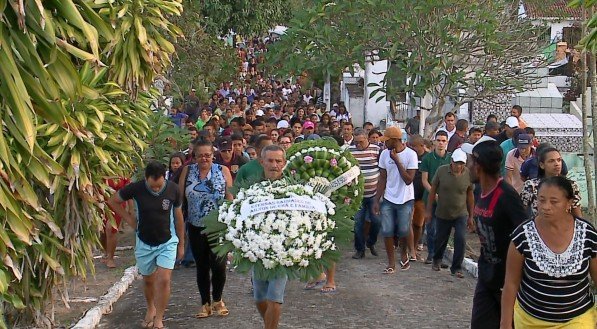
499, 128, 525, 176
504, 134, 534, 193
495, 116, 519, 145
373, 126, 419, 273
461, 137, 526, 329
425, 148, 473, 277
215, 137, 248, 180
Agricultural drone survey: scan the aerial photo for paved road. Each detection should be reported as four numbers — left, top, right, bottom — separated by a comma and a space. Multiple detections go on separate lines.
99, 248, 475, 329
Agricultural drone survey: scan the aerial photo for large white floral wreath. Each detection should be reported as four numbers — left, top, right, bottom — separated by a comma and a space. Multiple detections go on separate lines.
203, 138, 364, 280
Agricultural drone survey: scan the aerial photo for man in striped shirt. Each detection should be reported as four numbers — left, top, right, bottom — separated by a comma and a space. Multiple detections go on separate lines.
349, 128, 381, 259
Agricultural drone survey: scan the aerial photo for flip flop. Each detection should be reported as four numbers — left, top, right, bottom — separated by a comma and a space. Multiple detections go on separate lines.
382, 267, 396, 274
400, 259, 410, 271
320, 285, 337, 294
140, 319, 154, 329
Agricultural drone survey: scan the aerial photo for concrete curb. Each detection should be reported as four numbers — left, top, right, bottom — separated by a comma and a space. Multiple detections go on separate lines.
444, 247, 478, 278
71, 266, 139, 329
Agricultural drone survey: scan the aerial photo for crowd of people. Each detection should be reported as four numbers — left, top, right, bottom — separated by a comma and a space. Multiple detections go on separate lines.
101, 38, 596, 329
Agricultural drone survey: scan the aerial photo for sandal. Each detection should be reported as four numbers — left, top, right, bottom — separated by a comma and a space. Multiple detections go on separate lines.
140, 319, 154, 329
452, 271, 465, 279
382, 267, 396, 274
195, 303, 212, 318
212, 300, 229, 317
400, 259, 410, 271
320, 285, 337, 294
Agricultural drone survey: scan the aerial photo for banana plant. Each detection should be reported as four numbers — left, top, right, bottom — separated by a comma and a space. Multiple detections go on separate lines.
0, 0, 181, 327
93, 0, 184, 94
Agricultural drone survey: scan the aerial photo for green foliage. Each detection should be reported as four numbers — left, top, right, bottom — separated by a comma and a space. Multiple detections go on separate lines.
138, 112, 188, 175
0, 0, 181, 326
570, 0, 597, 53
267, 0, 546, 136
168, 0, 238, 99
199, 0, 300, 36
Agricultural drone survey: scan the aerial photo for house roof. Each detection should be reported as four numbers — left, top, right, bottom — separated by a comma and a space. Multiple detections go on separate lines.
524, 0, 582, 20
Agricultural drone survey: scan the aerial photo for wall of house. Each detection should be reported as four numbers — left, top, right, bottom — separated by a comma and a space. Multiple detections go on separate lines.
532, 19, 576, 42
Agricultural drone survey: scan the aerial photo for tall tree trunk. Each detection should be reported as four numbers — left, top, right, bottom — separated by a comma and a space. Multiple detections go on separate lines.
591, 6, 597, 223
582, 7, 596, 222
593, 56, 597, 223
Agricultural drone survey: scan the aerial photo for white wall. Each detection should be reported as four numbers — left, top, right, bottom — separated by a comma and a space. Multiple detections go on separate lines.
532, 19, 576, 43
349, 97, 366, 127
364, 60, 390, 127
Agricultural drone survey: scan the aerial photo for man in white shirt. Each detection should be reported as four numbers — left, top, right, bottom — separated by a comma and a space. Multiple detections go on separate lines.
373, 127, 418, 273
436, 112, 457, 140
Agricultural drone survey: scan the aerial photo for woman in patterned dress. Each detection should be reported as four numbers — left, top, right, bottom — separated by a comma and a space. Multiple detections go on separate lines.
500, 176, 597, 328
179, 140, 233, 318
520, 147, 582, 218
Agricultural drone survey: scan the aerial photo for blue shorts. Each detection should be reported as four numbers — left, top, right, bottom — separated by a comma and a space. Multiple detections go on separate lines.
380, 199, 414, 238
252, 270, 288, 304
135, 235, 178, 276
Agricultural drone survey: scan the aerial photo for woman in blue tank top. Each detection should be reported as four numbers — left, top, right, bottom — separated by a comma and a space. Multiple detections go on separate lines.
179, 140, 233, 319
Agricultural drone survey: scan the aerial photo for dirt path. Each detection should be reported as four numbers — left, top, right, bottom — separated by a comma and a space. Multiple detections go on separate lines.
49, 225, 137, 328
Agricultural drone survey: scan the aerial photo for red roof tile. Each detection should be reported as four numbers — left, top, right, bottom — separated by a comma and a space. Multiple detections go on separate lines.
525, 0, 583, 19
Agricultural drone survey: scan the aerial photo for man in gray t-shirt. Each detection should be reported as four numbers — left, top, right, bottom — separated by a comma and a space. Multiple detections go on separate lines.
425, 149, 474, 276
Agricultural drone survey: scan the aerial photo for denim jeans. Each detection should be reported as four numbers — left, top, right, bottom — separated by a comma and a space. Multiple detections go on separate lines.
426, 204, 437, 259
354, 196, 381, 252
380, 199, 414, 238
433, 215, 466, 273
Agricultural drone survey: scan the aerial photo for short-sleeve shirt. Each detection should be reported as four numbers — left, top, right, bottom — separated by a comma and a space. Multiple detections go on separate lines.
447, 133, 466, 152
505, 149, 530, 193
500, 139, 516, 176
349, 143, 380, 199
215, 152, 248, 181
520, 178, 582, 217
234, 159, 264, 186
473, 179, 526, 290
432, 165, 472, 220
419, 151, 452, 204
378, 147, 418, 204
511, 218, 597, 322
119, 180, 182, 246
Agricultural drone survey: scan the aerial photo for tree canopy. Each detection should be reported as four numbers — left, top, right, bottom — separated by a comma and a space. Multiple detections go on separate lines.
267, 0, 546, 136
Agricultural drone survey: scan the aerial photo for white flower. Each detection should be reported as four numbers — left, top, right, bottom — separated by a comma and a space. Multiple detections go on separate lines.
219, 178, 339, 270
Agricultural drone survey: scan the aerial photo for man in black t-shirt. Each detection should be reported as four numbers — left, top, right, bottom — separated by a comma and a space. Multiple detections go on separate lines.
460, 138, 526, 329
107, 161, 184, 329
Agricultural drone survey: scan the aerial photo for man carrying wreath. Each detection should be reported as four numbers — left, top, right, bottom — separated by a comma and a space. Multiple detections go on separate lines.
253, 144, 288, 329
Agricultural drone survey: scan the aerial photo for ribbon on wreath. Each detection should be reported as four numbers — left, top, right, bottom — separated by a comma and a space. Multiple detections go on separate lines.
323, 166, 361, 197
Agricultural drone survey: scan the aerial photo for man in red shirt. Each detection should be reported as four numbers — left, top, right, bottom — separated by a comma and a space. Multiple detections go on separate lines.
215, 137, 248, 180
